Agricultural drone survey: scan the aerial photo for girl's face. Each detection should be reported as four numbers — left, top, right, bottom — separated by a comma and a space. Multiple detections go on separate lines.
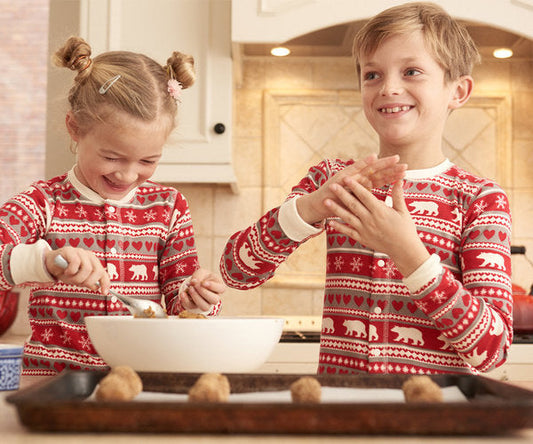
359, 31, 466, 154
67, 112, 167, 200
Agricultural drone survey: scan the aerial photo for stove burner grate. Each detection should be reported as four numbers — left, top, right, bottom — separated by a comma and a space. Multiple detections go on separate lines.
513, 332, 533, 343
280, 331, 321, 343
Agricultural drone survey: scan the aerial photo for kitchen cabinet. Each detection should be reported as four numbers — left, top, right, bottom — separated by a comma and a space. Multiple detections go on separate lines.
231, 0, 533, 44
485, 343, 533, 383
82, 0, 236, 188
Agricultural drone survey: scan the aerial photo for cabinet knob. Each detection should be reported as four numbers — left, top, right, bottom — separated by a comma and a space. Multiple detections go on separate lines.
214, 123, 226, 134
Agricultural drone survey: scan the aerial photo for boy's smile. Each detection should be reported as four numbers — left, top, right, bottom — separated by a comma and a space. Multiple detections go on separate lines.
359, 30, 467, 165
379, 105, 412, 114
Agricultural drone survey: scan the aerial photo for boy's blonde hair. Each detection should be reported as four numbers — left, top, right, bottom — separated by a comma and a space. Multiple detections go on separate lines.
352, 2, 480, 82
53, 36, 196, 136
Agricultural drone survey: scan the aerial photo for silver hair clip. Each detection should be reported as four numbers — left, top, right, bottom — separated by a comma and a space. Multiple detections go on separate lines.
99, 75, 121, 94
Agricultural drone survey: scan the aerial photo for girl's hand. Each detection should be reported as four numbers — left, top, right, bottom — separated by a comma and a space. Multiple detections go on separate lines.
179, 268, 225, 312
326, 179, 430, 277
297, 154, 407, 225
44, 247, 111, 293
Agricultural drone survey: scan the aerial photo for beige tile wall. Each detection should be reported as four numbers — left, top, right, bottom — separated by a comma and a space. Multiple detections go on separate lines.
183, 55, 533, 317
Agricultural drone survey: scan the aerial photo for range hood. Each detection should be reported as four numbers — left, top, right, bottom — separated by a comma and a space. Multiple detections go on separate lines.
229, 0, 532, 201
232, 0, 533, 56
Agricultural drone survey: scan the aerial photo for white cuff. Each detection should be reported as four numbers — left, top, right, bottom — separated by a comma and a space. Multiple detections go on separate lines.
403, 254, 443, 293
278, 197, 323, 242
10, 240, 55, 285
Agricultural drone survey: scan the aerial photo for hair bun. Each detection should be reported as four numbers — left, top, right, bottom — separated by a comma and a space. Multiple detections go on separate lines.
166, 51, 196, 90
53, 36, 93, 78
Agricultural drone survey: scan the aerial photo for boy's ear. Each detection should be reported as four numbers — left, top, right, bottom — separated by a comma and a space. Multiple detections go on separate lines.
449, 75, 474, 110
65, 112, 80, 142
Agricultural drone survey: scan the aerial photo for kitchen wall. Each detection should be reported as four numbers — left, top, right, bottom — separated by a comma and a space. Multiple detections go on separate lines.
0, 0, 47, 204
0, 0, 48, 336
183, 51, 533, 317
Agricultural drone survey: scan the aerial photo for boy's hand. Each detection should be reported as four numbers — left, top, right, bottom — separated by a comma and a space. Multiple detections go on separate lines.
296, 154, 407, 225
326, 179, 430, 277
45, 247, 111, 293
179, 268, 225, 312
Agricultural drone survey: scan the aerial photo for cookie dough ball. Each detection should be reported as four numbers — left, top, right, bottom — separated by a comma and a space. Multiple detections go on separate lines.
290, 376, 321, 403
188, 373, 230, 402
95, 365, 143, 401
179, 310, 207, 319
402, 375, 443, 403
110, 365, 143, 395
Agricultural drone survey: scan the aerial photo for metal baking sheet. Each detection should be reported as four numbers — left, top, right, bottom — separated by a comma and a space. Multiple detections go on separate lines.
6, 372, 533, 435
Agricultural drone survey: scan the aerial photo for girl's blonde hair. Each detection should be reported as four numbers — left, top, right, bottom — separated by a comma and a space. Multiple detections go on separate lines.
352, 2, 480, 82
53, 36, 195, 135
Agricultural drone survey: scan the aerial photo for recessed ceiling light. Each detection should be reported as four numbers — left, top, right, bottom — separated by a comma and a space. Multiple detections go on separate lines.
271, 46, 291, 57
493, 48, 513, 59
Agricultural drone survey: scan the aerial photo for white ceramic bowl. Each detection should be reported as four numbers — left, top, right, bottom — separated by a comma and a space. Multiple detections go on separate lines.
85, 315, 284, 373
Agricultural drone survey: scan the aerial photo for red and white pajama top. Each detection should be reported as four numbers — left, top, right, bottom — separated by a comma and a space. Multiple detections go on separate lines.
220, 159, 512, 375
0, 169, 220, 375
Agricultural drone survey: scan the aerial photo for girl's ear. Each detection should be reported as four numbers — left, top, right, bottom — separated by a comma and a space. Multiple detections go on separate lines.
65, 112, 80, 142
449, 75, 474, 110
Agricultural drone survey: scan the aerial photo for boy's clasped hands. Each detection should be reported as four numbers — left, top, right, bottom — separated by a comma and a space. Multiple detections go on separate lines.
296, 154, 406, 226
305, 153, 430, 278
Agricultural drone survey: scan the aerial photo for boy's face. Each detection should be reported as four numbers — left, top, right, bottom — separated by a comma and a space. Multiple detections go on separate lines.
67, 111, 165, 200
359, 31, 462, 152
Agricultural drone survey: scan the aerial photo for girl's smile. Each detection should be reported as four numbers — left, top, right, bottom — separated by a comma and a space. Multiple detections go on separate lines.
103, 176, 132, 193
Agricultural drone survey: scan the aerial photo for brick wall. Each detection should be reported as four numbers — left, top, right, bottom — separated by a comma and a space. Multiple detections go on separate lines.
0, 0, 48, 202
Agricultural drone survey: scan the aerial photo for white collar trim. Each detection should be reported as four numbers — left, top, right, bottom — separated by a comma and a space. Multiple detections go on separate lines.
67, 167, 138, 205
404, 159, 453, 180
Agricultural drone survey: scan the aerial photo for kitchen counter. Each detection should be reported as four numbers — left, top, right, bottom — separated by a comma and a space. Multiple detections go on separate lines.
2, 333, 532, 442
2, 375, 533, 443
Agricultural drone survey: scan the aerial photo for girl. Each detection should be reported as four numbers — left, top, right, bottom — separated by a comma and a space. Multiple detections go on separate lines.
0, 36, 224, 375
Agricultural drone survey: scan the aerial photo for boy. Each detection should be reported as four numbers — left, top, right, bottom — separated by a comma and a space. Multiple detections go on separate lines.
221, 2, 512, 375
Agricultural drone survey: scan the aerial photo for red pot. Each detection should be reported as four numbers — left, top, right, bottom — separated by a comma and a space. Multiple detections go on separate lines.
0, 289, 18, 336
512, 284, 533, 333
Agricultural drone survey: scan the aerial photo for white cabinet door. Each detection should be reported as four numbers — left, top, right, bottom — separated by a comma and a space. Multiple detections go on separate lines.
81, 0, 235, 186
